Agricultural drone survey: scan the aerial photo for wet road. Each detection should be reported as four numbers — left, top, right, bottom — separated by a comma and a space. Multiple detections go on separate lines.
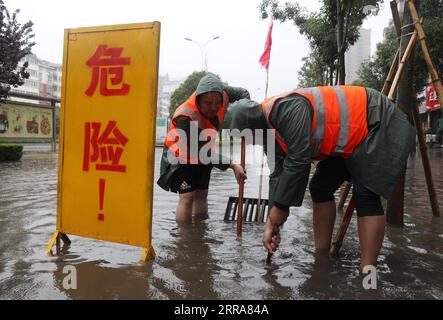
0, 146, 442, 299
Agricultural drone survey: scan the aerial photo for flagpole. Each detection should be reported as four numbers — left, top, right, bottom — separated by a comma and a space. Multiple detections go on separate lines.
257, 68, 269, 219
257, 21, 273, 220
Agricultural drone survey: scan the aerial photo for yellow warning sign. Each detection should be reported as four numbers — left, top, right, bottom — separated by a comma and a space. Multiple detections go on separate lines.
47, 22, 160, 261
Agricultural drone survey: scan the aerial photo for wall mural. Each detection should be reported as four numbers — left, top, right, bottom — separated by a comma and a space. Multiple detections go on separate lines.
0, 102, 53, 139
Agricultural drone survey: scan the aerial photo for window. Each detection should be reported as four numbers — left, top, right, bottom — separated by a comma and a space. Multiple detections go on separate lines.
28, 69, 38, 77
25, 79, 38, 87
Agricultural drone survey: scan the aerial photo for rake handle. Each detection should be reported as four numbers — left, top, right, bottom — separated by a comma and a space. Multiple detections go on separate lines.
237, 137, 246, 236
266, 251, 272, 265
329, 196, 355, 256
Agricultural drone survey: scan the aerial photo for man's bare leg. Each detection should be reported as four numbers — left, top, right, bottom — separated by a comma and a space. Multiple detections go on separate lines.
176, 192, 194, 222
313, 201, 336, 252
358, 215, 385, 269
192, 189, 209, 221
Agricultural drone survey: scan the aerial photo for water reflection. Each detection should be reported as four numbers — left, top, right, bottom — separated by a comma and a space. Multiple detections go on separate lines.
52, 250, 154, 299
0, 148, 442, 299
159, 221, 221, 299
298, 252, 338, 299
261, 262, 294, 300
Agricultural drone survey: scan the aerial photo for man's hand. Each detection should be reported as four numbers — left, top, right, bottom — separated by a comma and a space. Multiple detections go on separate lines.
263, 221, 281, 254
262, 206, 289, 254
230, 163, 247, 184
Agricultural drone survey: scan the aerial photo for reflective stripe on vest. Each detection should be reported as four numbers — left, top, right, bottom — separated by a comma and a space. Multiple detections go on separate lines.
261, 86, 368, 159
164, 91, 229, 163
262, 90, 298, 154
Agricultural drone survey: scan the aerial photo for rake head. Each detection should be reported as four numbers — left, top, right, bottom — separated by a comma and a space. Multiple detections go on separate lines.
224, 196, 270, 223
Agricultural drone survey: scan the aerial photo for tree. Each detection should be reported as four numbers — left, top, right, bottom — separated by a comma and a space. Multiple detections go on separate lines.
332, 0, 383, 84
356, 25, 397, 90
259, 0, 382, 85
297, 49, 329, 87
259, 0, 337, 85
413, 0, 443, 93
169, 71, 209, 116
356, 1, 443, 94
0, 0, 35, 102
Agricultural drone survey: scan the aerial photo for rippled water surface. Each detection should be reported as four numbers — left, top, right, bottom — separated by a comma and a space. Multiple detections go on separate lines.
0, 146, 442, 299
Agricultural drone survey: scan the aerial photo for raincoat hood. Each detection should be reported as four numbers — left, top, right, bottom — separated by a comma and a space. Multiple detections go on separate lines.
222, 98, 267, 131
195, 73, 224, 98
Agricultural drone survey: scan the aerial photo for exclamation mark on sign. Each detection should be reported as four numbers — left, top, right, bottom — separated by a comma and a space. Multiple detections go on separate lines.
98, 178, 105, 221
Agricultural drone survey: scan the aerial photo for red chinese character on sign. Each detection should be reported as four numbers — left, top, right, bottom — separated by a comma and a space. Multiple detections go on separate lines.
85, 44, 131, 97
83, 121, 129, 172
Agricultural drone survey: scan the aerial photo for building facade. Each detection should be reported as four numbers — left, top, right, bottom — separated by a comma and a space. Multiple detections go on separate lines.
157, 74, 185, 118
345, 28, 371, 84
11, 53, 62, 104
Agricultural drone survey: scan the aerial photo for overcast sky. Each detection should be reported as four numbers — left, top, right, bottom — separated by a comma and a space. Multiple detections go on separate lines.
5, 0, 393, 101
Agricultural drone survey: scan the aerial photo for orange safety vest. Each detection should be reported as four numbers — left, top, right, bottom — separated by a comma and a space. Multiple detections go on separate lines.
165, 91, 229, 164
261, 86, 368, 160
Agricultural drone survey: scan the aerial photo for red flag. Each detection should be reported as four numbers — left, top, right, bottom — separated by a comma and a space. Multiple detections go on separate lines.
259, 22, 273, 70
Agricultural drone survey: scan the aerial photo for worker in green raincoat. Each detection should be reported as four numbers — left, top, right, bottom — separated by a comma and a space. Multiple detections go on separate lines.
157, 74, 248, 222
222, 86, 416, 269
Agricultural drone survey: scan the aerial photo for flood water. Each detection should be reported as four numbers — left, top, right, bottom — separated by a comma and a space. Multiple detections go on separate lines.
0, 146, 442, 300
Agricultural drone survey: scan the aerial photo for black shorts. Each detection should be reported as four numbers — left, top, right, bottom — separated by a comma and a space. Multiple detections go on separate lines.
170, 165, 213, 194
309, 157, 384, 217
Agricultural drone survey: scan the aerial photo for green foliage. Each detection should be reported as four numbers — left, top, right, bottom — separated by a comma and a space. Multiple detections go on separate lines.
0, 143, 23, 161
297, 50, 330, 87
356, 1, 443, 93
169, 71, 210, 116
413, 0, 443, 93
357, 25, 398, 90
259, 0, 383, 85
0, 0, 35, 102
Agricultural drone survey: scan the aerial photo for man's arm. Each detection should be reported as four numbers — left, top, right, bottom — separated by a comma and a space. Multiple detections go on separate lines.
173, 116, 192, 163
175, 117, 245, 184
216, 85, 249, 168
224, 86, 250, 102
270, 97, 313, 208
263, 97, 313, 254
